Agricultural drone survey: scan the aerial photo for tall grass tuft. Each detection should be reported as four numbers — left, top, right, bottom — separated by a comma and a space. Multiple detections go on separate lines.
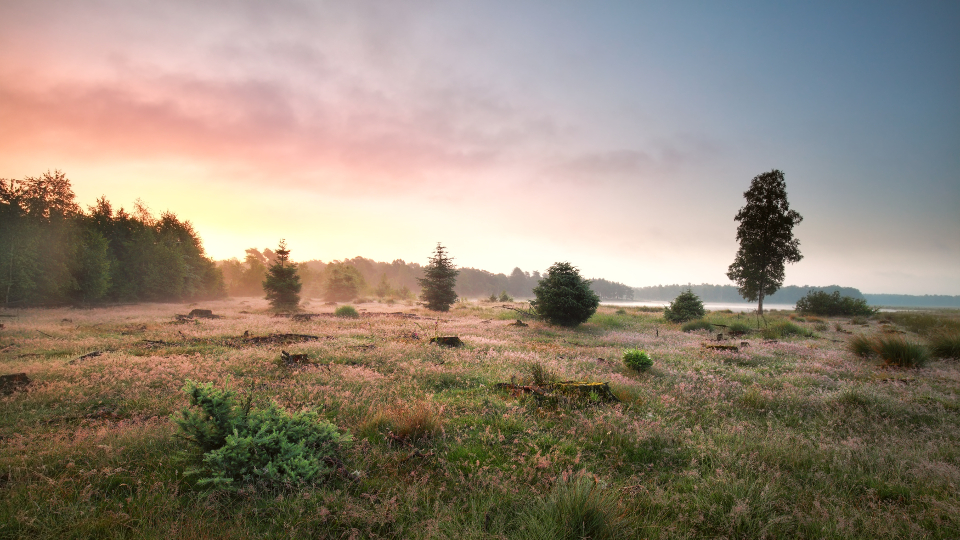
928, 332, 960, 359
872, 336, 929, 368
519, 475, 634, 540
681, 319, 714, 332
727, 321, 752, 336
361, 401, 442, 446
761, 321, 813, 340
850, 334, 929, 367
848, 334, 875, 357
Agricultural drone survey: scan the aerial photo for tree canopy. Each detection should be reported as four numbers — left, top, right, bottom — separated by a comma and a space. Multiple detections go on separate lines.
417, 243, 459, 311
1, 170, 224, 306
726, 170, 803, 315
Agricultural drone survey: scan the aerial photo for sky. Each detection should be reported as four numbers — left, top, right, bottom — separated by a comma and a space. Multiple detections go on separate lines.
1, 1, 958, 295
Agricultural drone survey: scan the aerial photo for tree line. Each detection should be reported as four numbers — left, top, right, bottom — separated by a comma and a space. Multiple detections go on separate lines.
219, 251, 634, 302
0, 171, 224, 306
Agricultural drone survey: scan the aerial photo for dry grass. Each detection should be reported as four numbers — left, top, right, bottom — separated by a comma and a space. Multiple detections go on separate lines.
1, 299, 959, 539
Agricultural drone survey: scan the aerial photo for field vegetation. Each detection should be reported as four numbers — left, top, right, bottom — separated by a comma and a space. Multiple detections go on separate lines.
1, 300, 959, 538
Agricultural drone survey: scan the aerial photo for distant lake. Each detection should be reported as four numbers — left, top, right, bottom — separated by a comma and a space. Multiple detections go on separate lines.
600, 301, 796, 312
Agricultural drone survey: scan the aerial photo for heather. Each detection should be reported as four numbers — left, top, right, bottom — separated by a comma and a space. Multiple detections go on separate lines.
1, 300, 958, 539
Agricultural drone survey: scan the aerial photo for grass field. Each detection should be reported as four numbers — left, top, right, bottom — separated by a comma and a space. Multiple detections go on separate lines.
1, 299, 958, 539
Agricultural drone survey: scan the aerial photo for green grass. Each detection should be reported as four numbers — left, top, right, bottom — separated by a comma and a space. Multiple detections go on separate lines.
929, 332, 960, 359
761, 320, 814, 340
2, 301, 959, 538
681, 319, 714, 332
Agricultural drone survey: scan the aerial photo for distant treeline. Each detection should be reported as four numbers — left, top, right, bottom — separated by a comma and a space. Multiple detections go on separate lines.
632, 284, 866, 304
862, 294, 960, 308
219, 252, 635, 301
1, 171, 224, 306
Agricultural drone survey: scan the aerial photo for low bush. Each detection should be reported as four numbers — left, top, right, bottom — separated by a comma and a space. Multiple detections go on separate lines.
530, 262, 600, 327
334, 305, 360, 318
814, 322, 829, 332
681, 319, 714, 332
622, 349, 653, 371
928, 333, 960, 359
795, 290, 876, 316
174, 381, 351, 489
663, 289, 705, 323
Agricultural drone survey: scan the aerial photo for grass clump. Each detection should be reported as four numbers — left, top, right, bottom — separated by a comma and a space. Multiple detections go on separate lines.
622, 349, 653, 372
519, 475, 634, 540
727, 321, 752, 336
761, 321, 813, 340
173, 381, 351, 489
681, 319, 714, 332
334, 305, 360, 318
929, 333, 960, 359
847, 335, 930, 368
361, 401, 443, 446
873, 336, 929, 368
849, 334, 876, 357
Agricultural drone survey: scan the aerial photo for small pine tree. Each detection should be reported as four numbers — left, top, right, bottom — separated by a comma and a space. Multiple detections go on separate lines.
262, 239, 301, 310
417, 243, 459, 312
663, 289, 705, 323
530, 262, 600, 327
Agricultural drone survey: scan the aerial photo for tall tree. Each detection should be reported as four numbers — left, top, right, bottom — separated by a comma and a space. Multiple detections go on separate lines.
726, 170, 803, 319
418, 243, 459, 311
263, 240, 301, 310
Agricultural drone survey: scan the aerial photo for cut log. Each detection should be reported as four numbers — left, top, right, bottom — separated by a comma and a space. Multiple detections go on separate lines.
702, 343, 739, 352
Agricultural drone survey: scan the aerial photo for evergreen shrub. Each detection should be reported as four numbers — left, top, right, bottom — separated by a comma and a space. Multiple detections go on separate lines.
173, 381, 350, 489
663, 289, 705, 323
530, 262, 600, 327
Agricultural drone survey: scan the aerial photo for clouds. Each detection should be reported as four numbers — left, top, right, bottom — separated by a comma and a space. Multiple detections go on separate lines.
0, 1, 958, 294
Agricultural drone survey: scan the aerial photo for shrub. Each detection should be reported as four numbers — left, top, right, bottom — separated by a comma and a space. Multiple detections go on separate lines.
814, 322, 829, 332
173, 381, 350, 489
334, 305, 360, 318
929, 333, 960, 359
530, 262, 600, 327
795, 290, 876, 317
499, 291, 513, 302
519, 474, 634, 540
663, 289, 705, 323
681, 319, 714, 332
623, 349, 653, 371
